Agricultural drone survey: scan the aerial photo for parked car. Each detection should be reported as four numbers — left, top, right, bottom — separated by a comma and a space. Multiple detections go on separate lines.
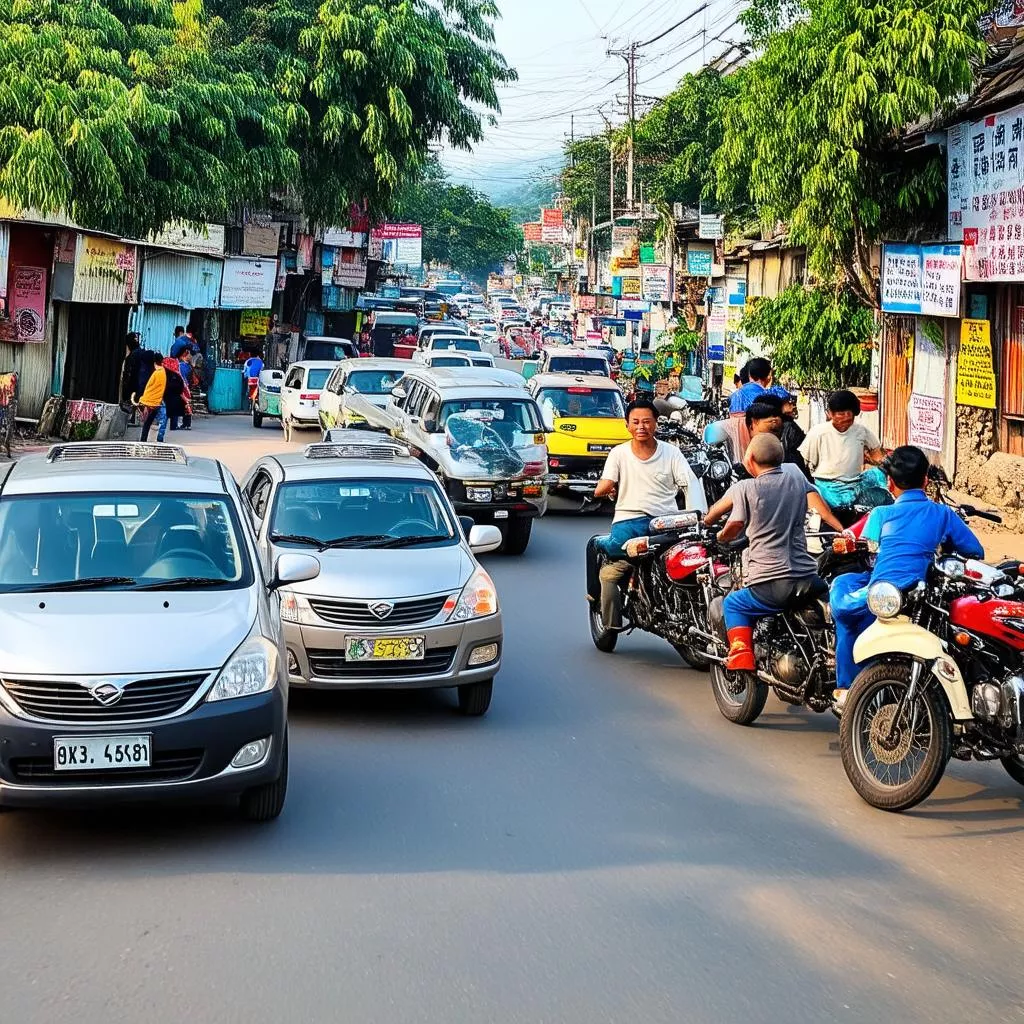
298, 336, 359, 363
241, 434, 503, 715
0, 441, 320, 818
280, 361, 338, 441
317, 358, 410, 435
346, 368, 549, 555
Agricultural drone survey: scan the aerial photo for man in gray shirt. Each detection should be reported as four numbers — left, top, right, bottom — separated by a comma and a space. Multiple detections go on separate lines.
704, 434, 844, 671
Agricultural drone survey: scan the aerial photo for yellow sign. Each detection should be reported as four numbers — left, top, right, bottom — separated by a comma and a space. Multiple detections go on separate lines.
620, 276, 642, 298
240, 309, 271, 336
956, 318, 996, 409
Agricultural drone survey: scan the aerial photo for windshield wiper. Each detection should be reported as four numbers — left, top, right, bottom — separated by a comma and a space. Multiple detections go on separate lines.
134, 577, 228, 591
369, 535, 451, 548
16, 576, 138, 593
270, 533, 392, 551
270, 533, 326, 549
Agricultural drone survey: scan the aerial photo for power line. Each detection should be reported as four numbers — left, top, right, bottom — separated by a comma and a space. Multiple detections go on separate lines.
638, 4, 711, 48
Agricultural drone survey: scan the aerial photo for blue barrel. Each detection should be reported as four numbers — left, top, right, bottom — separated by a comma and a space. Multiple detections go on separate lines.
209, 367, 245, 413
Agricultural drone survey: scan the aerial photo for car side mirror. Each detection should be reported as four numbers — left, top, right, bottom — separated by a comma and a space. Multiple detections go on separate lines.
459, 515, 475, 538
269, 553, 320, 593
391, 384, 407, 400
468, 524, 503, 555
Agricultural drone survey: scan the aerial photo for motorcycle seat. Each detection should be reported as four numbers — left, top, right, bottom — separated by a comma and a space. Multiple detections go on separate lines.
719, 536, 749, 554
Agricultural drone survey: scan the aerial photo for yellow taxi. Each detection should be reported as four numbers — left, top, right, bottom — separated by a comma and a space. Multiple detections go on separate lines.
527, 372, 631, 510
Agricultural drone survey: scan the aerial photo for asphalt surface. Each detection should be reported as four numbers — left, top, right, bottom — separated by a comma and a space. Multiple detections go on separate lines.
2, 415, 1023, 1023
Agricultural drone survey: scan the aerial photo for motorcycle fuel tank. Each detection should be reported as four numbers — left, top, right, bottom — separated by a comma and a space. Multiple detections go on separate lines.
665, 542, 726, 582
949, 595, 1024, 651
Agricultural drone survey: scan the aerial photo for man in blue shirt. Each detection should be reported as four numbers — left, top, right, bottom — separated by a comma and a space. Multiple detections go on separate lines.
729, 357, 791, 414
830, 446, 985, 706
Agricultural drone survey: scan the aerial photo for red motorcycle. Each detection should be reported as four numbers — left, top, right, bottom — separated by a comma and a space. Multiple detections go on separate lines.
839, 538, 1024, 811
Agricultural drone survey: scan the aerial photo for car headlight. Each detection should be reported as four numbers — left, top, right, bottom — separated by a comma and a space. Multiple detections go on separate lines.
867, 581, 903, 619
208, 635, 279, 702
280, 591, 318, 625
449, 567, 498, 621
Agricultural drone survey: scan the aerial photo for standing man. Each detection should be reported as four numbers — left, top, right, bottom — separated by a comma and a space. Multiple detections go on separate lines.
729, 357, 791, 415
587, 397, 708, 631
120, 333, 142, 411
137, 354, 168, 442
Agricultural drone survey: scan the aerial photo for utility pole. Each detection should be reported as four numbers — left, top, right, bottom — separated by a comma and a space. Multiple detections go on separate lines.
607, 42, 638, 211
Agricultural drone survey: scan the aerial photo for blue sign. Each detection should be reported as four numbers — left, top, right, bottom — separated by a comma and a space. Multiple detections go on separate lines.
687, 248, 713, 276
728, 280, 747, 306
707, 343, 726, 362
382, 286, 401, 299
624, 309, 643, 322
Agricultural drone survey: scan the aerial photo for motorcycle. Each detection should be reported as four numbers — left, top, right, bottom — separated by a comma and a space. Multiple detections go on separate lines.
837, 504, 1024, 812
586, 512, 736, 670
704, 529, 875, 724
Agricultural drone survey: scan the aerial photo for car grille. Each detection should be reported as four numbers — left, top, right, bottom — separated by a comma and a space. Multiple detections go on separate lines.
9, 749, 204, 785
307, 595, 450, 627
1, 676, 207, 722
307, 646, 457, 679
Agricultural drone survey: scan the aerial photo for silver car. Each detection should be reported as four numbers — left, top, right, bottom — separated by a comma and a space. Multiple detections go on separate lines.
241, 433, 504, 716
0, 442, 319, 819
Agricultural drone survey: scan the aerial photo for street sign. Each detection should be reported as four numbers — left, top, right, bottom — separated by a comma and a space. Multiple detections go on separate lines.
699, 214, 724, 240
624, 310, 643, 322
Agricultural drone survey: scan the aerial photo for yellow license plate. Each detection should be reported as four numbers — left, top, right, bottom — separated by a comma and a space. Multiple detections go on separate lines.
346, 637, 425, 662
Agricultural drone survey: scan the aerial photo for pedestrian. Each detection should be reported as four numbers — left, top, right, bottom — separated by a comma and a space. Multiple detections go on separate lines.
137, 354, 168, 442
162, 352, 187, 430
728, 357, 792, 414
170, 325, 189, 359
178, 348, 194, 429
120, 333, 142, 411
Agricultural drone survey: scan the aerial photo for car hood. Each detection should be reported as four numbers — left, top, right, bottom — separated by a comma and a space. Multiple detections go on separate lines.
287, 545, 473, 600
550, 416, 631, 447
0, 590, 257, 676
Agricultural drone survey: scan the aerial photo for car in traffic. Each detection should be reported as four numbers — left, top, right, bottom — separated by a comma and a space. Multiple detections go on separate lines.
534, 348, 611, 377
346, 367, 549, 555
0, 441, 320, 819
241, 434, 504, 715
527, 373, 631, 509
414, 334, 486, 362
317, 357, 410, 434
420, 351, 496, 369
297, 336, 359, 363
280, 360, 338, 441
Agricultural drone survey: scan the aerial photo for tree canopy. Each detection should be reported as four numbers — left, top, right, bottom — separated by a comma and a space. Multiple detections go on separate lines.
0, 0, 514, 236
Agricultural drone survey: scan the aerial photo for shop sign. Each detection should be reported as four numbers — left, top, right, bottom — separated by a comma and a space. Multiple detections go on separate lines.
540, 208, 564, 244
955, 318, 997, 408
641, 263, 670, 302
148, 222, 225, 257
617, 300, 650, 313
576, 294, 597, 311
908, 393, 945, 450
322, 227, 366, 248
522, 223, 543, 243
333, 249, 367, 289
640, 245, 656, 264
619, 275, 642, 299
948, 103, 1024, 280
220, 257, 278, 308
881, 243, 962, 316
10, 265, 46, 342
686, 245, 713, 276
73, 235, 137, 304
370, 224, 423, 266
698, 213, 724, 240
242, 223, 283, 257
240, 310, 271, 336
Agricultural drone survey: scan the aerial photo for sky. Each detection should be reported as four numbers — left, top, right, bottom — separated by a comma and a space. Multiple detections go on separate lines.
442, 0, 748, 191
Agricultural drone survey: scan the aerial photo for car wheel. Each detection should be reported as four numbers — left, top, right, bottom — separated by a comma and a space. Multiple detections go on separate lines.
239, 735, 288, 822
252, 407, 263, 428
502, 517, 532, 555
457, 679, 493, 716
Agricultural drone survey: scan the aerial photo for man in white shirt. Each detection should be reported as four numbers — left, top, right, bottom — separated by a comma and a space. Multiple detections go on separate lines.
798, 389, 886, 508
587, 398, 707, 629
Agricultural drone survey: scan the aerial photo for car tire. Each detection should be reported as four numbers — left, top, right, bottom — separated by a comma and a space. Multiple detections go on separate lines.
239, 735, 288, 823
457, 679, 493, 716
252, 406, 263, 428
502, 517, 532, 555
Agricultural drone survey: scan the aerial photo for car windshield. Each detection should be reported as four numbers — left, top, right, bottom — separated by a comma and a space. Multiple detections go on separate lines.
0, 493, 250, 592
347, 369, 407, 394
439, 399, 543, 436
307, 343, 353, 361
270, 479, 457, 548
549, 356, 609, 375
537, 387, 625, 418
433, 338, 481, 352
306, 369, 332, 390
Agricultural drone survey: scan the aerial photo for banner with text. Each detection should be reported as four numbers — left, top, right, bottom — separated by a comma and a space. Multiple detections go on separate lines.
641, 264, 670, 303
881, 243, 962, 316
370, 223, 423, 266
955, 318, 997, 408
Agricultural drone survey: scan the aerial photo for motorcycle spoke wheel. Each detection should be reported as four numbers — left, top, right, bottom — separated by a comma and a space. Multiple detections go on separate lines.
710, 662, 768, 726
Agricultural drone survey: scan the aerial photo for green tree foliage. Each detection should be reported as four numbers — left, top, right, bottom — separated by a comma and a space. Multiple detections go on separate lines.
562, 132, 616, 224
740, 285, 875, 390
392, 161, 522, 281
716, 0, 989, 304
0, 0, 514, 236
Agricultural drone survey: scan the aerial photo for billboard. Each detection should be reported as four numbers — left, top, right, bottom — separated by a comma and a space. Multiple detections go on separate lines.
541, 208, 564, 244
522, 222, 543, 243
370, 223, 423, 266
641, 264, 670, 302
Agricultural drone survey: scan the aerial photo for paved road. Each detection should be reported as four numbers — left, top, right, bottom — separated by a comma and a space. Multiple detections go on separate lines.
2, 415, 1023, 1023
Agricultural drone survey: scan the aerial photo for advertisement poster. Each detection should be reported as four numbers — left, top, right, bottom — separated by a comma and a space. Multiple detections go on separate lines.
322, 227, 366, 248
881, 243, 962, 316
370, 223, 423, 266
641, 264, 670, 302
698, 213, 724, 240
522, 222, 543, 243
955, 318, 997, 408
577, 294, 597, 310
11, 265, 46, 342
611, 226, 639, 271
619, 275, 642, 299
149, 222, 225, 257
908, 393, 946, 450
881, 243, 923, 312
540, 208, 564, 244
912, 319, 948, 397
74, 235, 137, 303
220, 257, 278, 308
332, 248, 367, 289
686, 245, 713, 276
239, 310, 271, 337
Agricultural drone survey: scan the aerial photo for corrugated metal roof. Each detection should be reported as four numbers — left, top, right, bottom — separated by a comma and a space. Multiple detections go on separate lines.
139, 251, 222, 308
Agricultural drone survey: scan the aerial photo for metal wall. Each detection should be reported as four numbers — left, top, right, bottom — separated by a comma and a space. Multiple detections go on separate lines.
0, 330, 53, 419
139, 251, 221, 308
132, 303, 187, 356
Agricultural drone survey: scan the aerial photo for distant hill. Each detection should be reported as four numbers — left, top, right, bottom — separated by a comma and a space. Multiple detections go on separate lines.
446, 153, 562, 224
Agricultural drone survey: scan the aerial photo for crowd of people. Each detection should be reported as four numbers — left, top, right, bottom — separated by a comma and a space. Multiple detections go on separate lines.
120, 327, 205, 442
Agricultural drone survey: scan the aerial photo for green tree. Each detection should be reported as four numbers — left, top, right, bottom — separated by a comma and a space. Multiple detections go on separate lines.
716, 0, 989, 304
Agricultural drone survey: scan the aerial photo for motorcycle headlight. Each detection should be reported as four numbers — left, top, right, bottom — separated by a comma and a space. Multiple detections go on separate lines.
709, 459, 731, 481
449, 567, 498, 621
280, 591, 318, 625
208, 635, 279, 702
867, 581, 903, 619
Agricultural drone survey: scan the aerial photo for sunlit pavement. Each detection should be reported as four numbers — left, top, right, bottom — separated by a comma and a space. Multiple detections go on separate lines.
1, 413, 1023, 1022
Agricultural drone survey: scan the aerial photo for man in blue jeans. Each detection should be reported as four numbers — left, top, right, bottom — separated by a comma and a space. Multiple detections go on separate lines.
587, 397, 707, 628
830, 446, 984, 707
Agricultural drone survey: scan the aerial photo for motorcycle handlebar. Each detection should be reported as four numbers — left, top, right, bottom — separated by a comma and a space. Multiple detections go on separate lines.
961, 504, 1002, 524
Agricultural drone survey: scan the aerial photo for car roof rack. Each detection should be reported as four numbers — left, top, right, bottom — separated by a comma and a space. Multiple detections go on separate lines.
305, 438, 412, 461
46, 442, 188, 465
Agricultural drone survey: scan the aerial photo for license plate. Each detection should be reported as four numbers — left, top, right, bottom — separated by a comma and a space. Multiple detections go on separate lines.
53, 735, 152, 771
588, 443, 614, 453
346, 637, 425, 661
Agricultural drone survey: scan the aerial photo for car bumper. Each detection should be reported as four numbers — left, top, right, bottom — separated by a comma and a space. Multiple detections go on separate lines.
284, 614, 502, 690
0, 688, 285, 808
290, 407, 320, 425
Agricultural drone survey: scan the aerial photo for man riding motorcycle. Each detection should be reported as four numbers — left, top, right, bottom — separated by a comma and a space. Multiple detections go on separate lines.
586, 397, 707, 630
704, 433, 846, 670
